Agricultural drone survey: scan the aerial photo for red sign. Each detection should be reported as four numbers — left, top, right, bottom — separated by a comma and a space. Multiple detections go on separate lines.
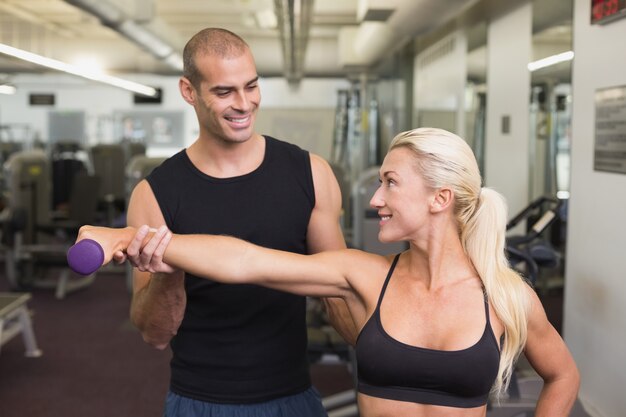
591, 0, 626, 24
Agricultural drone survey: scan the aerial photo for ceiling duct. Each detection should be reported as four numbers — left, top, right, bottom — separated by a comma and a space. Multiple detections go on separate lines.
274, 0, 315, 86
341, 0, 479, 68
357, 0, 401, 22
64, 0, 183, 71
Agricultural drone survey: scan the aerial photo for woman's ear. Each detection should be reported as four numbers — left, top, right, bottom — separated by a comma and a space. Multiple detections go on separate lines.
430, 188, 453, 213
179, 77, 196, 105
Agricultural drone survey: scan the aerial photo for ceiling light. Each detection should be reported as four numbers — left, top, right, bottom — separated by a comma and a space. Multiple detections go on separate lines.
0, 42, 157, 97
0, 85, 16, 95
528, 51, 574, 72
72, 56, 104, 74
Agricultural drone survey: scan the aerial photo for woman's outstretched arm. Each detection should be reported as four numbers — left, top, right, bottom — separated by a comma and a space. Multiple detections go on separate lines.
76, 225, 355, 298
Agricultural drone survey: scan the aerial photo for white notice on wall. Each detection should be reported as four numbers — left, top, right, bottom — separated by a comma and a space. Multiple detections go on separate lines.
594, 86, 626, 174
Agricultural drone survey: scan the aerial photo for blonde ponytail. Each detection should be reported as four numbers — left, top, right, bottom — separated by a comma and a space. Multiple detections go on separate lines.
463, 188, 530, 396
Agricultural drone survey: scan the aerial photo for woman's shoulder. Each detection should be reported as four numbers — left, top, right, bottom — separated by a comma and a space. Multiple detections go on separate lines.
343, 248, 398, 267
341, 249, 399, 287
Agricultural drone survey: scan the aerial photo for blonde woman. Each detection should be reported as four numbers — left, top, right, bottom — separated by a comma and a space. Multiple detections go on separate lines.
77, 127, 579, 416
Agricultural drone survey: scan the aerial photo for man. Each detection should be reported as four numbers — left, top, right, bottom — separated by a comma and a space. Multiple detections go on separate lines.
124, 28, 357, 416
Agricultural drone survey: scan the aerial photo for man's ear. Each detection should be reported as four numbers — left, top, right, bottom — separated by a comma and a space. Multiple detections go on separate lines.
179, 77, 196, 105
430, 188, 454, 213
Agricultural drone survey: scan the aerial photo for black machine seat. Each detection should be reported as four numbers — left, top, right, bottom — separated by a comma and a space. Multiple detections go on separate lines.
505, 196, 566, 286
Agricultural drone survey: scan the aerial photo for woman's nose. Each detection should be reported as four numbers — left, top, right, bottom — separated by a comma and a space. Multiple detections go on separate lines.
369, 187, 384, 208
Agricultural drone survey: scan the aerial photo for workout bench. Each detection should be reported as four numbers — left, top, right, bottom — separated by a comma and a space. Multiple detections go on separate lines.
0, 292, 42, 357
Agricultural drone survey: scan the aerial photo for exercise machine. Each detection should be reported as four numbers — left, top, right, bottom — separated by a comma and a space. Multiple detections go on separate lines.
506, 196, 566, 289
3, 150, 101, 298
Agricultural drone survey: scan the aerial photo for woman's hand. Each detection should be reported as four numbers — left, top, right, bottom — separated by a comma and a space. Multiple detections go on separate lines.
75, 225, 136, 266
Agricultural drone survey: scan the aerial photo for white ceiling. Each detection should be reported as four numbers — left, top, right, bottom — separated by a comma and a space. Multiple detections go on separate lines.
0, 0, 362, 77
0, 0, 573, 83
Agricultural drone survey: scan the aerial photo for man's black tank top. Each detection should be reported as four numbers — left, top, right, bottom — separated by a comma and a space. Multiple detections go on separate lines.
146, 136, 315, 403
356, 254, 501, 408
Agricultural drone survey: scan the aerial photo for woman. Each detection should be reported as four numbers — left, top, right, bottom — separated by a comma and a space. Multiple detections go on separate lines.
77, 127, 579, 416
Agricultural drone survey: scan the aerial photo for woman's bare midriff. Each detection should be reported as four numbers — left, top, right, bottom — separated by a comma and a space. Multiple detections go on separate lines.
358, 393, 488, 417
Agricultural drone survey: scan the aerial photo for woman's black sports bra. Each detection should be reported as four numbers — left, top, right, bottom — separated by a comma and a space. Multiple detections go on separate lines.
355, 254, 501, 408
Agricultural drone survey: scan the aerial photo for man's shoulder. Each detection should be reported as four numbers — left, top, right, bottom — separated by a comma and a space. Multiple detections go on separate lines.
263, 135, 306, 153
146, 149, 188, 184
262, 136, 311, 168
164, 148, 188, 162
152, 149, 186, 169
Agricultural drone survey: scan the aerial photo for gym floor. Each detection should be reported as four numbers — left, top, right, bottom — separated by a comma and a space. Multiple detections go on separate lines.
0, 268, 355, 417
0, 268, 588, 417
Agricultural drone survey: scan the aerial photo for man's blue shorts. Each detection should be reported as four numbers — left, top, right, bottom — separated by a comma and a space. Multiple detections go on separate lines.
163, 387, 328, 417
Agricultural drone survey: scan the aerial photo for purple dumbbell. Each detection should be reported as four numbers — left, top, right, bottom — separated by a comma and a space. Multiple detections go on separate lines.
67, 239, 105, 276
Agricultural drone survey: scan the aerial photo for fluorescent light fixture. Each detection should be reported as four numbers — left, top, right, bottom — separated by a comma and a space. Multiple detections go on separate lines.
0, 42, 157, 97
0, 84, 16, 95
73, 56, 104, 74
528, 51, 574, 72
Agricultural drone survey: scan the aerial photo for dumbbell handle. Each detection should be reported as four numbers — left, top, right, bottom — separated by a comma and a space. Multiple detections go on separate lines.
66, 239, 105, 276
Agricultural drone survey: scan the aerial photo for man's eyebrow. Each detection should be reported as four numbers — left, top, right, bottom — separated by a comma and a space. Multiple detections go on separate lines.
210, 85, 233, 92
210, 77, 259, 92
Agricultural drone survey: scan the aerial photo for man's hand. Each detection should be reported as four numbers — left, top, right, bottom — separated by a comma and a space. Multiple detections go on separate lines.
125, 225, 179, 274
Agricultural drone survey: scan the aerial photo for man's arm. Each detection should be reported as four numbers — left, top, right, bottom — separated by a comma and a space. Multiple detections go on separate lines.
307, 154, 359, 346
126, 180, 186, 350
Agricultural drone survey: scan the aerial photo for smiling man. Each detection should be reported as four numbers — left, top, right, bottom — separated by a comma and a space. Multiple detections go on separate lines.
124, 28, 356, 417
